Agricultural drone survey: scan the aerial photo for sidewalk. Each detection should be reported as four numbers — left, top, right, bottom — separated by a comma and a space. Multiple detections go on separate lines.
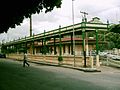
28, 60, 101, 72
5, 58, 102, 72
102, 60, 120, 68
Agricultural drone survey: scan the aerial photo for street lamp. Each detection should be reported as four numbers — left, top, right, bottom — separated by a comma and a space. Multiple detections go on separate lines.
72, 0, 75, 67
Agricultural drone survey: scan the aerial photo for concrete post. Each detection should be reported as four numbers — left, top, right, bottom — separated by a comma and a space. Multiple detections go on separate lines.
96, 30, 100, 68
90, 56, 94, 68
96, 55, 100, 67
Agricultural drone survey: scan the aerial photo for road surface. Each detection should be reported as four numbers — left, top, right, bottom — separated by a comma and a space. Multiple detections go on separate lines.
0, 59, 120, 90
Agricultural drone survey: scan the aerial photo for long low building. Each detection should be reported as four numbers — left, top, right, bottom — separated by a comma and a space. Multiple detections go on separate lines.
1, 17, 109, 68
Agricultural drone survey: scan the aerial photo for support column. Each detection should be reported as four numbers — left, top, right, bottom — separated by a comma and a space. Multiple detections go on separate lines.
82, 30, 86, 67
54, 37, 56, 55
16, 45, 18, 54
30, 43, 32, 54
41, 39, 44, 54
25, 36, 27, 53
96, 30, 100, 67
32, 34, 35, 54
90, 56, 94, 68
59, 25, 62, 56
64, 45, 69, 55
42, 39, 43, 54
44, 30, 46, 55
34, 48, 36, 55
71, 33, 73, 55
86, 32, 89, 56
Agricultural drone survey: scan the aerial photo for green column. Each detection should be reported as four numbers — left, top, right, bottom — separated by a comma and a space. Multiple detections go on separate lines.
42, 39, 43, 54
71, 33, 73, 55
25, 36, 27, 53
44, 30, 46, 55
96, 30, 98, 55
54, 37, 56, 55
32, 34, 35, 54
59, 25, 62, 56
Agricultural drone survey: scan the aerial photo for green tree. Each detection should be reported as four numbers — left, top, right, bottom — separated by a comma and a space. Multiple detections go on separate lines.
109, 24, 120, 34
105, 32, 120, 49
0, 0, 62, 33
106, 24, 120, 49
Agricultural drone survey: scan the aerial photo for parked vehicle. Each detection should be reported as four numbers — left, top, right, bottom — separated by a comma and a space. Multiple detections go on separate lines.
0, 53, 6, 58
99, 52, 108, 57
115, 55, 120, 60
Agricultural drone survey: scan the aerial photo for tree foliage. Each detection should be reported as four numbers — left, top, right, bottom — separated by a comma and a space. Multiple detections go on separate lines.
105, 24, 120, 49
105, 32, 120, 49
109, 24, 120, 34
0, 0, 62, 33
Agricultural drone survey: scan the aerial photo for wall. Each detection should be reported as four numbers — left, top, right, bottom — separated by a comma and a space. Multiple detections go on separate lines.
7, 54, 93, 67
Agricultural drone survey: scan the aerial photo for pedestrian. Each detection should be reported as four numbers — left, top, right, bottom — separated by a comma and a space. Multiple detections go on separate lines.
23, 53, 30, 67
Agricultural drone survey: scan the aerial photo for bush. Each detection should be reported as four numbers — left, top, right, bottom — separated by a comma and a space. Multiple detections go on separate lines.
58, 56, 63, 62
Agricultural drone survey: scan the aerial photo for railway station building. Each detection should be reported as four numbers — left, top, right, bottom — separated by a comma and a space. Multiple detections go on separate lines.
1, 17, 108, 68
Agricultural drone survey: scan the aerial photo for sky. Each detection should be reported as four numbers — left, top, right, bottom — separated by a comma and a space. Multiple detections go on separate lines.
0, 0, 120, 43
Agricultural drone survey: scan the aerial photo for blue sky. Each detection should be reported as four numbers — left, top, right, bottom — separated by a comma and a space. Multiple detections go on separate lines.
0, 0, 120, 43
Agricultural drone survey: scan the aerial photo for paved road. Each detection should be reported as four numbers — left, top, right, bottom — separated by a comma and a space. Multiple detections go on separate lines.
0, 59, 120, 90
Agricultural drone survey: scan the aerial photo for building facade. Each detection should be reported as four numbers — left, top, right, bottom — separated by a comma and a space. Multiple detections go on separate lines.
1, 17, 108, 67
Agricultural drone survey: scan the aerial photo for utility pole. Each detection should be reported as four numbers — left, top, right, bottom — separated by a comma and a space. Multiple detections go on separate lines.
30, 15, 33, 54
80, 11, 88, 22
30, 15, 32, 37
80, 11, 88, 67
72, 0, 75, 67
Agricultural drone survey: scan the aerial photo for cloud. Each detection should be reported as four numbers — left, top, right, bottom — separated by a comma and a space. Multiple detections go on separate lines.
32, 11, 59, 23
73, 0, 120, 23
1, 0, 120, 43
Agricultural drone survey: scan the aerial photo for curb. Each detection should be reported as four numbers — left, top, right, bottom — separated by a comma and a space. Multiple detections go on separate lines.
29, 60, 101, 72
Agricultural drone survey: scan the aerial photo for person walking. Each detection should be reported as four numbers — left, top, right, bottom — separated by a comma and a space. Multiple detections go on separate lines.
23, 53, 30, 67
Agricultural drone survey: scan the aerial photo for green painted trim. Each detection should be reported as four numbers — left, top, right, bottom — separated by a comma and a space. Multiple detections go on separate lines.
3, 21, 108, 46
